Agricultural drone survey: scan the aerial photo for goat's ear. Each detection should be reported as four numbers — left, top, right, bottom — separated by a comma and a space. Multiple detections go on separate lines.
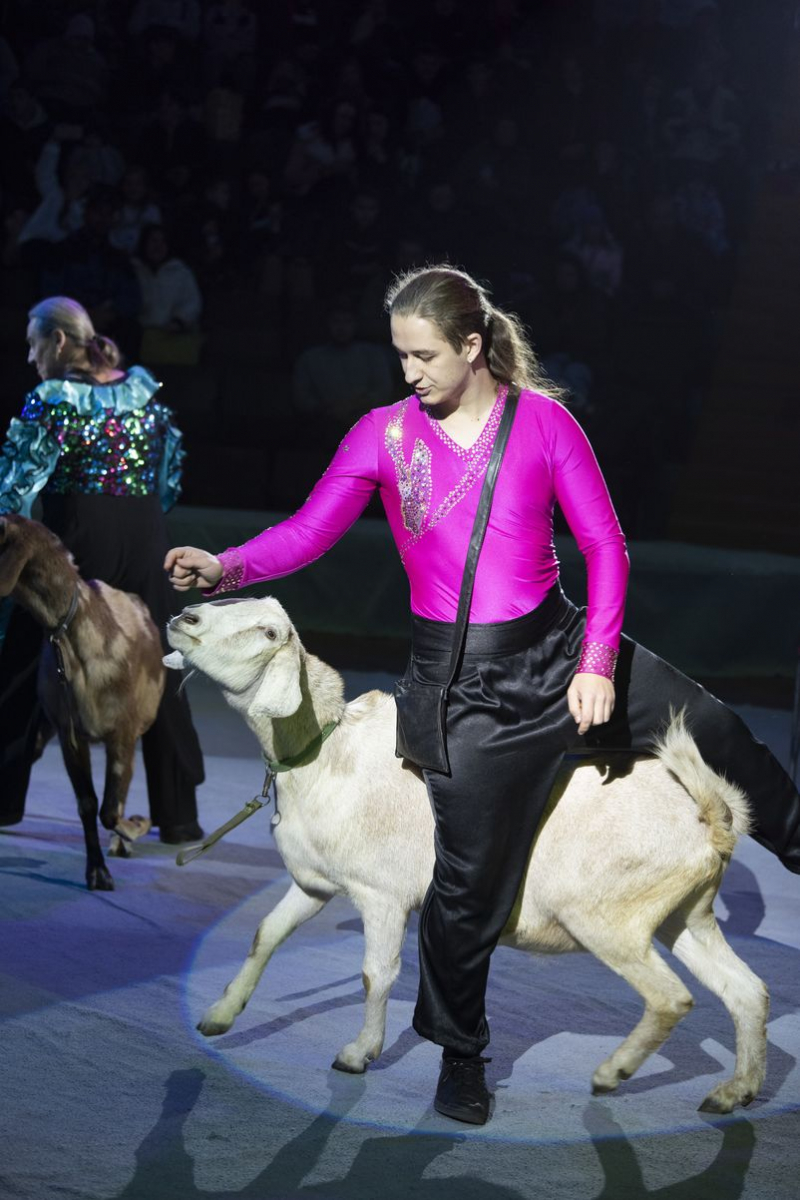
0, 522, 26, 598
250, 633, 302, 718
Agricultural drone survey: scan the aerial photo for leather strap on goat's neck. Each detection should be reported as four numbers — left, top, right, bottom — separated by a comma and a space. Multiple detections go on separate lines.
176, 719, 340, 867
264, 720, 339, 773
49, 583, 82, 749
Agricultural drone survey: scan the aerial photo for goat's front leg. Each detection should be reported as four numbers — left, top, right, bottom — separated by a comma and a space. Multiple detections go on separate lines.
58, 733, 114, 891
99, 732, 136, 832
197, 880, 329, 1036
333, 897, 409, 1074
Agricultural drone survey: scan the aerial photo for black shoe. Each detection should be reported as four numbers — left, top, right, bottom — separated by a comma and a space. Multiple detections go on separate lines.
159, 821, 204, 844
434, 1055, 492, 1125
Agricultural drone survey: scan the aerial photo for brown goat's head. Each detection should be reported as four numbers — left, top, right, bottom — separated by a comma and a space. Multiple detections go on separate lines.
0, 515, 71, 598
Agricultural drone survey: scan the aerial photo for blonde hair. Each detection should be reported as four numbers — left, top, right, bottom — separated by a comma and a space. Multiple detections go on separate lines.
384, 264, 564, 399
28, 296, 122, 374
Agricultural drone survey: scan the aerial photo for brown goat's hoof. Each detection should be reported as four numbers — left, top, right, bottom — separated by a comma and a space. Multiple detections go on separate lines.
108, 835, 130, 858
87, 866, 115, 891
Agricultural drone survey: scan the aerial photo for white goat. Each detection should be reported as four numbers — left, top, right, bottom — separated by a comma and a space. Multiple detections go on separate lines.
166, 597, 768, 1114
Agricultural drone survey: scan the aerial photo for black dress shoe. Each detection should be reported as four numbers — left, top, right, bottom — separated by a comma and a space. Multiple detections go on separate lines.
159, 821, 204, 844
434, 1055, 492, 1125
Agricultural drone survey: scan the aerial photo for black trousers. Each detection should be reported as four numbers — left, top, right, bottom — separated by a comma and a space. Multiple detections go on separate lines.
0, 494, 204, 830
409, 586, 800, 1055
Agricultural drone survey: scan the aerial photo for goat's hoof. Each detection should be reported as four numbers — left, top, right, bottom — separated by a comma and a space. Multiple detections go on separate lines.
197, 1018, 233, 1037
591, 1080, 619, 1095
698, 1083, 755, 1114
332, 1057, 368, 1075
87, 866, 115, 891
591, 1064, 628, 1095
108, 835, 130, 858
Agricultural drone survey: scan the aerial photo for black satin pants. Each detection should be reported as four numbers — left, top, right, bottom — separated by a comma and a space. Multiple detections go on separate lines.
408, 585, 800, 1055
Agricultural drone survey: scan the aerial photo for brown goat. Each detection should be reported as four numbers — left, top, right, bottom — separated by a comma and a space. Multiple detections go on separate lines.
0, 514, 165, 889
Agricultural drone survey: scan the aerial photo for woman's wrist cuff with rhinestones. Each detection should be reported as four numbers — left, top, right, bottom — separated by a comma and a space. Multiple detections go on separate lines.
203, 547, 245, 596
576, 641, 618, 681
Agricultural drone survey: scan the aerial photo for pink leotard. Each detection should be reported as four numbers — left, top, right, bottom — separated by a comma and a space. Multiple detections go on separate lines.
211, 388, 629, 675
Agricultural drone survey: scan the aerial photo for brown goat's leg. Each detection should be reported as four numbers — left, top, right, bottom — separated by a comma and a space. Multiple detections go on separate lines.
58, 733, 114, 891
99, 734, 136, 833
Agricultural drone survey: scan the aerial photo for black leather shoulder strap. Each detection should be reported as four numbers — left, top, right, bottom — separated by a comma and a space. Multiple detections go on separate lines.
446, 384, 520, 690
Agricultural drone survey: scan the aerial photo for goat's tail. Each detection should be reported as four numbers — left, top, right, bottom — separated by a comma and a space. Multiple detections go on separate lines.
653, 708, 752, 861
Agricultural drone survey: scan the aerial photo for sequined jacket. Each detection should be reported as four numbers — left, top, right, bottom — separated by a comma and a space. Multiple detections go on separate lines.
0, 366, 184, 517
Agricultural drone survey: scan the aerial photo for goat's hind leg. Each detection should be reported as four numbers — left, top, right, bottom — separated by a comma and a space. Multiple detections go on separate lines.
198, 880, 329, 1036
101, 733, 138, 858
59, 733, 114, 890
658, 883, 769, 1113
566, 918, 695, 1096
333, 899, 409, 1074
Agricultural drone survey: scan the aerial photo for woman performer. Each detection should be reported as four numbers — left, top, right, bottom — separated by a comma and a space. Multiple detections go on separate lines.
165, 265, 800, 1125
0, 295, 204, 843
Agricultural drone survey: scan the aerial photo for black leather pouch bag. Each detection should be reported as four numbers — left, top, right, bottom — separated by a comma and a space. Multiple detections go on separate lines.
393, 677, 449, 774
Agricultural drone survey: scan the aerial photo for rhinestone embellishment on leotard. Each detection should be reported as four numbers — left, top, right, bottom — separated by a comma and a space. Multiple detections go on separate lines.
385, 403, 432, 538
385, 388, 508, 559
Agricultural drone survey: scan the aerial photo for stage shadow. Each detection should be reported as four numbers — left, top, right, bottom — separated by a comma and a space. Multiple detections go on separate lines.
110, 1065, 526, 1200
109, 1068, 760, 1200
584, 1103, 756, 1199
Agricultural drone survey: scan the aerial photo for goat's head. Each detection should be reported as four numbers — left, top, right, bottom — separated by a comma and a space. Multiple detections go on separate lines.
0, 515, 36, 597
166, 596, 303, 718
0, 515, 76, 599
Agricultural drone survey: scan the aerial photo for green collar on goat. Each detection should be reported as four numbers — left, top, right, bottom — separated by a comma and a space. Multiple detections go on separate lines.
264, 720, 340, 774
176, 719, 341, 867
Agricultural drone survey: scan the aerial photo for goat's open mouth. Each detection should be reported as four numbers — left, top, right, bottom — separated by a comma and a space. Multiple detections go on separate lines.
167, 616, 201, 645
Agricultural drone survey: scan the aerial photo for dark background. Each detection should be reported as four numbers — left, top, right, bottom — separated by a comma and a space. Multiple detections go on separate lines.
1, 0, 798, 552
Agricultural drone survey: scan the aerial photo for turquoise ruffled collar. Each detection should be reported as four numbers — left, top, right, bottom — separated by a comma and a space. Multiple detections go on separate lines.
28, 365, 162, 415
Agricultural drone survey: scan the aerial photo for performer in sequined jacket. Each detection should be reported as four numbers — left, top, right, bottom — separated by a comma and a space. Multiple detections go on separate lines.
165, 264, 800, 1125
0, 295, 204, 843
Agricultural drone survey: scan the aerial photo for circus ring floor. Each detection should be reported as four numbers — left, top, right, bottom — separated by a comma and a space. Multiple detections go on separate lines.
1, 667, 798, 1200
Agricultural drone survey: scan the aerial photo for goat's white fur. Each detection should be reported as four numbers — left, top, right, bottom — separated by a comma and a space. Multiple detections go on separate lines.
166, 597, 768, 1113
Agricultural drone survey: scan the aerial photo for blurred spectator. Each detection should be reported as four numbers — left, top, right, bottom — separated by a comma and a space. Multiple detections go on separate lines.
537, 53, 599, 168
0, 35, 19, 98
531, 255, 611, 367
359, 109, 395, 188
205, 79, 245, 150
405, 50, 448, 148
203, 0, 259, 91
563, 206, 624, 297
41, 186, 141, 338
134, 223, 203, 364
0, 85, 49, 188
625, 191, 727, 309
136, 90, 207, 183
109, 166, 163, 256
24, 14, 110, 120
662, 58, 740, 166
330, 190, 387, 290
120, 27, 197, 113
415, 182, 474, 266
69, 121, 126, 189
293, 300, 393, 435
673, 178, 729, 256
239, 169, 283, 273
128, 0, 201, 41
16, 130, 91, 251
284, 102, 359, 198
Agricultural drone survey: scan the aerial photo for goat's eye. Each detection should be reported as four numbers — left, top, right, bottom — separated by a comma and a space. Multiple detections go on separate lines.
264, 627, 277, 640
